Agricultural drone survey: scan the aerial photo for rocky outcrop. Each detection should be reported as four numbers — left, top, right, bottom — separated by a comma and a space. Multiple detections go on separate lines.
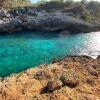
0, 10, 100, 33
0, 56, 100, 100
60, 71, 79, 88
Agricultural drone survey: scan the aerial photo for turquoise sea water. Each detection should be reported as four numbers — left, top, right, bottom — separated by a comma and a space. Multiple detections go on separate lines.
0, 31, 100, 77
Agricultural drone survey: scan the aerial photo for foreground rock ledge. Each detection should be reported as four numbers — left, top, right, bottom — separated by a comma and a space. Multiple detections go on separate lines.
0, 56, 100, 100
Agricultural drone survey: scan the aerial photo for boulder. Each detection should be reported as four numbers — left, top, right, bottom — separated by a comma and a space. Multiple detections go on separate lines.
60, 70, 79, 88
46, 79, 63, 92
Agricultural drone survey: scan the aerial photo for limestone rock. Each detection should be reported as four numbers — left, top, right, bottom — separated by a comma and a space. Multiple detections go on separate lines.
0, 56, 100, 100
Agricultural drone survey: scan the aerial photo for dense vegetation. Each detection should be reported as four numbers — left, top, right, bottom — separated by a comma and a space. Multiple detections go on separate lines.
0, 0, 31, 8
36, 0, 100, 23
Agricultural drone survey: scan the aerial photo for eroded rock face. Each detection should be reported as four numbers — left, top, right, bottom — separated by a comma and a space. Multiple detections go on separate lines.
0, 56, 100, 100
0, 11, 100, 33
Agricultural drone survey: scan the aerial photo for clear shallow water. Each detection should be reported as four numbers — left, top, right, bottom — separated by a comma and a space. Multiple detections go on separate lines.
0, 31, 100, 77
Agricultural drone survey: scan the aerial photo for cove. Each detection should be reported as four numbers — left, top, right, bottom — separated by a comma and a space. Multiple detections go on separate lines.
0, 31, 100, 77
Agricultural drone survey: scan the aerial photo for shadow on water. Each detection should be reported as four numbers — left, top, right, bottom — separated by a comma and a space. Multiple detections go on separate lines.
0, 31, 66, 40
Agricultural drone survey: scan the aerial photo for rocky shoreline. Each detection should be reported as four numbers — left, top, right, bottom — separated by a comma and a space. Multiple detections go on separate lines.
0, 56, 100, 100
0, 9, 100, 33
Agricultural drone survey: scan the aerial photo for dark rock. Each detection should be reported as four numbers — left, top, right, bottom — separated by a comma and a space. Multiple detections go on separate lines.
97, 55, 100, 59
90, 71, 99, 77
85, 66, 99, 77
34, 70, 51, 80
59, 30, 70, 37
0, 12, 100, 33
60, 71, 79, 88
0, 17, 23, 33
46, 79, 63, 92
0, 9, 7, 17
86, 76, 96, 86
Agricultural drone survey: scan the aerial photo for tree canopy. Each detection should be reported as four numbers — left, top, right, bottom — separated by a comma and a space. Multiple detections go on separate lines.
0, 0, 31, 9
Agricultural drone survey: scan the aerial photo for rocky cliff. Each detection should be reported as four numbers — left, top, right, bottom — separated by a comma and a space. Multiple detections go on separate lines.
0, 56, 100, 100
0, 9, 100, 33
